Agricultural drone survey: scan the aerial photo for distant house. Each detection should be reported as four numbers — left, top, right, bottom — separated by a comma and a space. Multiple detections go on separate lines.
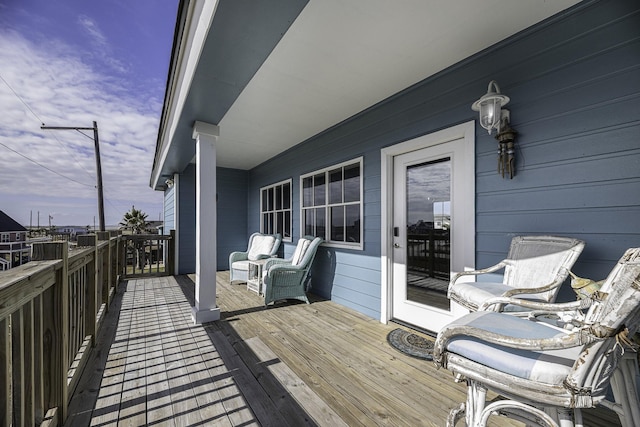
0, 210, 29, 270
53, 225, 91, 241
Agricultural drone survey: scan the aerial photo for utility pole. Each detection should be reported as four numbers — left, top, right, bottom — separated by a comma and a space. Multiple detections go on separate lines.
41, 121, 106, 231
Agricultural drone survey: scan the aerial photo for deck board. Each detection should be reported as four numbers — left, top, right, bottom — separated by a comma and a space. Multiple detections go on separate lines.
65, 273, 622, 427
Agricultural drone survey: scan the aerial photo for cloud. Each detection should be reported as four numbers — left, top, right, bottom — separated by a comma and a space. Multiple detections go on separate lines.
77, 14, 129, 74
0, 30, 163, 226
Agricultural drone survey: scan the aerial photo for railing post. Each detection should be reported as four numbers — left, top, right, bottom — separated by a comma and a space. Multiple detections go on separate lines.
168, 229, 176, 276
77, 235, 98, 346
109, 231, 119, 290
32, 241, 69, 423
97, 232, 111, 309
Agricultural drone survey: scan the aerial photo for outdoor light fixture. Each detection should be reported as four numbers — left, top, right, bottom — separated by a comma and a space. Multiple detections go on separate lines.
472, 80, 518, 179
165, 178, 174, 188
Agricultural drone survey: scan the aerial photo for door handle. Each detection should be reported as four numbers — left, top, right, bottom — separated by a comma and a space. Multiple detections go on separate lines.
394, 243, 401, 248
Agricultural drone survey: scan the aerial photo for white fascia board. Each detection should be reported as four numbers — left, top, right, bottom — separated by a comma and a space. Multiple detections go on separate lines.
151, 0, 219, 190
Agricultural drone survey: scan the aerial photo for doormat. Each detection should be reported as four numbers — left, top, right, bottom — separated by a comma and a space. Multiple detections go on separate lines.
387, 328, 434, 360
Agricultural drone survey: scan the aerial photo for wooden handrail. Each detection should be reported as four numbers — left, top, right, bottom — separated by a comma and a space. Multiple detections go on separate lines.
0, 232, 174, 426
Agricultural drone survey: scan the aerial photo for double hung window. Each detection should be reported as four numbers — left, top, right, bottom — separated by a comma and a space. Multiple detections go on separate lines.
260, 180, 292, 242
301, 158, 362, 249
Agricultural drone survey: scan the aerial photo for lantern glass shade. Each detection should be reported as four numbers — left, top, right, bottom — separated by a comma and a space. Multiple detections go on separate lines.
479, 98, 501, 131
472, 81, 510, 134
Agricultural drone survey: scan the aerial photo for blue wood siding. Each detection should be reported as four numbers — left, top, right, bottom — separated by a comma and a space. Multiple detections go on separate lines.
176, 165, 249, 273
163, 185, 175, 234
177, 164, 196, 274
217, 167, 249, 269
244, 0, 640, 318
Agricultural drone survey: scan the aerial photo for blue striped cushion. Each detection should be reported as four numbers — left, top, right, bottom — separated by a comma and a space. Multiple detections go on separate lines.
446, 311, 579, 384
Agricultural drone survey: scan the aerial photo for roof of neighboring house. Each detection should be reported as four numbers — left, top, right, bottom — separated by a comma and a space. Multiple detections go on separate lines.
0, 210, 27, 232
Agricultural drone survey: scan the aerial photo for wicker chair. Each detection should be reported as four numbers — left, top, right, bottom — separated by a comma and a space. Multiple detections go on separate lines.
229, 232, 282, 283
448, 235, 585, 312
262, 236, 323, 306
434, 247, 640, 427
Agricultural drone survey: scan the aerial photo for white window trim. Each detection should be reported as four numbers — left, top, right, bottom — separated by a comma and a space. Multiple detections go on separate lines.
300, 157, 364, 250
260, 178, 293, 242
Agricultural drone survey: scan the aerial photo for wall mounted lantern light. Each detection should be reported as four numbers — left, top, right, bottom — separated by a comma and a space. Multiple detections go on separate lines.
472, 80, 517, 179
165, 178, 174, 188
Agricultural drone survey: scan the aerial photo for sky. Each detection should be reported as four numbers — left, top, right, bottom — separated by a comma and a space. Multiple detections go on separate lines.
0, 0, 179, 228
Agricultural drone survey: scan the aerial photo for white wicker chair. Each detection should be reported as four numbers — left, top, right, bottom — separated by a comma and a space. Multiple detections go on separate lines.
434, 247, 640, 427
229, 232, 282, 283
448, 235, 585, 312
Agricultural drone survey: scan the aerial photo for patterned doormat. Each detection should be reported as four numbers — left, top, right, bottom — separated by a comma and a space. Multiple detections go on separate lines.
387, 328, 434, 360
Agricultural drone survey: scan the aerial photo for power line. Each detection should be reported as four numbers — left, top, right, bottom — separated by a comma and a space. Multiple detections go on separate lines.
0, 141, 94, 188
0, 73, 45, 124
0, 71, 96, 181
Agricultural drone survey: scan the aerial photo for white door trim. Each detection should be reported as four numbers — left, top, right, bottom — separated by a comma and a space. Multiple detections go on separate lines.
380, 120, 476, 325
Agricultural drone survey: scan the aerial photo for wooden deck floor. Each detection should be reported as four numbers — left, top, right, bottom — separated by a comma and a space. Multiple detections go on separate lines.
65, 273, 621, 427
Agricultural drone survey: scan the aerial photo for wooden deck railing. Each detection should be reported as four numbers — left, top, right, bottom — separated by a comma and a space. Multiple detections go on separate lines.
118, 232, 174, 278
407, 230, 450, 280
0, 231, 173, 426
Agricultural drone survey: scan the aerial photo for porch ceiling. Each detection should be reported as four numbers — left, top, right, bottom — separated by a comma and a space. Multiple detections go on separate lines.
151, 0, 581, 190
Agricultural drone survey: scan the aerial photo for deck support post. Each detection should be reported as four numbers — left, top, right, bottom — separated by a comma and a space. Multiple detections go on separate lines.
191, 121, 221, 323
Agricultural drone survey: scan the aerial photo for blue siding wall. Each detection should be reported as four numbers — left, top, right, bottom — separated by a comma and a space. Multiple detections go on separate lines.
177, 164, 196, 274
246, 0, 640, 318
176, 165, 249, 273
217, 167, 249, 269
163, 184, 175, 234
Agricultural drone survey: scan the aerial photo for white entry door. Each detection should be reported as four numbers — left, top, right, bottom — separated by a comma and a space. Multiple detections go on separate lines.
383, 122, 475, 333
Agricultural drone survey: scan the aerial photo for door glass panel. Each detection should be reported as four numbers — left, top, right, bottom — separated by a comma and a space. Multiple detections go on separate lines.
406, 158, 451, 310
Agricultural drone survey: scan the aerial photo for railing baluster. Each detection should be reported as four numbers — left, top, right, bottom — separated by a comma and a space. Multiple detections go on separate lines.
33, 294, 44, 424
11, 307, 24, 426
23, 300, 35, 427
0, 316, 10, 426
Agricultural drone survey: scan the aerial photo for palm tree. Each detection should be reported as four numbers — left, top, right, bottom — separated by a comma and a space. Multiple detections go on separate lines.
119, 205, 148, 234
120, 206, 149, 270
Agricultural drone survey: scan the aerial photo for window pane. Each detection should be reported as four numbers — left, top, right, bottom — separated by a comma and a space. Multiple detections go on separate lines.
344, 163, 360, 202
313, 173, 325, 206
262, 214, 268, 233
275, 185, 282, 210
316, 208, 326, 238
331, 206, 344, 241
329, 168, 342, 204
267, 188, 274, 211
268, 213, 274, 234
346, 204, 361, 243
262, 189, 268, 211
303, 177, 313, 207
283, 182, 291, 209
304, 209, 314, 235
276, 211, 283, 235
284, 211, 291, 238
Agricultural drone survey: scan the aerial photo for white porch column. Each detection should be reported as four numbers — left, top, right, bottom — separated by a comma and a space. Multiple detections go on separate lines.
191, 121, 220, 324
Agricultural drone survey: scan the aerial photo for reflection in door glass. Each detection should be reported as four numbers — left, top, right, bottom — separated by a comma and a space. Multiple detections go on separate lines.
406, 158, 451, 310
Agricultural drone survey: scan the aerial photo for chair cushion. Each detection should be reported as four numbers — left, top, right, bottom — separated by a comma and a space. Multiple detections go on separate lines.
450, 281, 541, 311
445, 311, 579, 385
231, 260, 250, 271
248, 235, 276, 261
291, 238, 311, 266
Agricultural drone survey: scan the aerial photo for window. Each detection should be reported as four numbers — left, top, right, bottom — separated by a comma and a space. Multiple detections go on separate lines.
301, 158, 362, 249
0, 234, 8, 243
260, 179, 292, 242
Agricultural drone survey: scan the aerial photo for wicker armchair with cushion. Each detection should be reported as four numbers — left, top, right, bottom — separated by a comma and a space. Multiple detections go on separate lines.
448, 235, 585, 312
229, 232, 282, 284
434, 247, 640, 427
263, 236, 323, 306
